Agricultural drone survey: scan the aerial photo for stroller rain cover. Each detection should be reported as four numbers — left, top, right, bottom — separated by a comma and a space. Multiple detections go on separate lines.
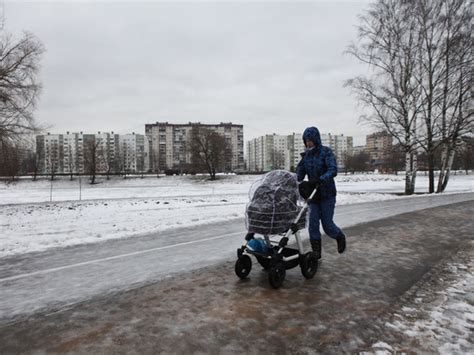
245, 170, 307, 235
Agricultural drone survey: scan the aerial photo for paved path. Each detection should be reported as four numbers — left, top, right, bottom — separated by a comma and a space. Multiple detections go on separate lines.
0, 200, 472, 353
0, 192, 473, 323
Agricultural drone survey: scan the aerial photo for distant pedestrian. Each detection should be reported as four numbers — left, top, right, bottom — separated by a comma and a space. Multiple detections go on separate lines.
296, 126, 346, 259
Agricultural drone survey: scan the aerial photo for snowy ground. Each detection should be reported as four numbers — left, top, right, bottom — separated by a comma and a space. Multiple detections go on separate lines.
370, 250, 474, 355
1, 173, 473, 257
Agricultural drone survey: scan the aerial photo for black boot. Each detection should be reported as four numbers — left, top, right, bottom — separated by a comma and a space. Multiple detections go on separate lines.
310, 239, 321, 259
336, 233, 346, 254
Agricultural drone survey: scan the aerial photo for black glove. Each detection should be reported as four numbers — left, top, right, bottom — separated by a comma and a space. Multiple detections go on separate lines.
299, 179, 321, 200
298, 181, 313, 199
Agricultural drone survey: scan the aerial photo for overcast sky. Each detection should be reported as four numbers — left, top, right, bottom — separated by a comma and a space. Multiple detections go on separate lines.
8, 0, 372, 145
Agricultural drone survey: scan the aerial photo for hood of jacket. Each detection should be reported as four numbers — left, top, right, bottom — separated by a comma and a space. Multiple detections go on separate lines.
303, 126, 321, 148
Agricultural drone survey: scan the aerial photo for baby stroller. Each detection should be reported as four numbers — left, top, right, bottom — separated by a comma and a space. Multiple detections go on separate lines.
235, 170, 319, 289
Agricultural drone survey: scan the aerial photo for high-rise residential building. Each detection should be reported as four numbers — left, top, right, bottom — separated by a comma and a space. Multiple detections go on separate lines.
145, 122, 244, 172
291, 134, 306, 171
246, 134, 293, 172
366, 131, 392, 164
94, 132, 120, 174
325, 133, 353, 169
119, 133, 145, 173
36, 132, 144, 175
37, 133, 64, 174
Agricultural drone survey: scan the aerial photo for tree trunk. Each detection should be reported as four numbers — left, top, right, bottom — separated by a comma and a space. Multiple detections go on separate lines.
410, 151, 417, 194
427, 150, 435, 193
437, 146, 448, 193
437, 148, 455, 193
404, 150, 417, 195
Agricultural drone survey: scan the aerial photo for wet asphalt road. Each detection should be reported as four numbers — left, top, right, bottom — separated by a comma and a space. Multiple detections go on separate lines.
0, 200, 473, 354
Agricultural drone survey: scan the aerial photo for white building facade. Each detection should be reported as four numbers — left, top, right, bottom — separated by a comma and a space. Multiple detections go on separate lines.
119, 133, 145, 173
36, 132, 145, 175
246, 134, 293, 172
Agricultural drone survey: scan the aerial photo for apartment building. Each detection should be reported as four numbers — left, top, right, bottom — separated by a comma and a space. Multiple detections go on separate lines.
145, 122, 244, 172
246, 134, 293, 172
36, 132, 144, 174
366, 131, 392, 164
37, 133, 64, 174
119, 133, 146, 173
325, 134, 353, 169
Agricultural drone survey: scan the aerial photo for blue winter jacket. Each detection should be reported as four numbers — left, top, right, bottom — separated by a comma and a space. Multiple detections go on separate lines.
296, 127, 337, 198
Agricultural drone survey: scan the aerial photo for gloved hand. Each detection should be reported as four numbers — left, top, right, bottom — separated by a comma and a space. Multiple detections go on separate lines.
299, 180, 321, 200
298, 181, 313, 199
309, 177, 322, 188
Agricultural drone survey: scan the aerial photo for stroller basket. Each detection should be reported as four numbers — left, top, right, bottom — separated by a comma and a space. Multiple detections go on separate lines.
245, 170, 307, 235
246, 207, 306, 235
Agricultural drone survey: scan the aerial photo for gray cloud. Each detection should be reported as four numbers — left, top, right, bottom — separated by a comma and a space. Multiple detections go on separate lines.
7, 1, 371, 144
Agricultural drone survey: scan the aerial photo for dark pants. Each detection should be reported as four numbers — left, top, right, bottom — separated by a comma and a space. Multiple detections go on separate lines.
308, 195, 342, 241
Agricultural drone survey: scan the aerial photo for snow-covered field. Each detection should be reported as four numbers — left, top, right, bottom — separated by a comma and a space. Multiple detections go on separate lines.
0, 173, 473, 257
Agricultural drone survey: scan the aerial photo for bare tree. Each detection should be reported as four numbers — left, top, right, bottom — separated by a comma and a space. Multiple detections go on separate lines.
114, 148, 125, 178
0, 140, 21, 180
34, 136, 44, 180
47, 155, 57, 181
45, 139, 60, 181
95, 143, 111, 180
346, 0, 423, 194
84, 136, 99, 184
152, 152, 161, 177
20, 150, 34, 175
344, 151, 370, 174
413, 0, 472, 193
384, 144, 405, 174
103, 153, 113, 180
65, 144, 75, 181
456, 136, 474, 175
347, 0, 472, 193
0, 32, 44, 146
189, 127, 231, 180
431, 0, 472, 192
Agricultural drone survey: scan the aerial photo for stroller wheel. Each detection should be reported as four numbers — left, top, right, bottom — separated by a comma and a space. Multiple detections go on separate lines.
300, 252, 318, 279
235, 255, 252, 279
268, 262, 286, 289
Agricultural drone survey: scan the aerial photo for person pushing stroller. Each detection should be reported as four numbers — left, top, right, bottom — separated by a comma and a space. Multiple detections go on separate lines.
296, 126, 346, 259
